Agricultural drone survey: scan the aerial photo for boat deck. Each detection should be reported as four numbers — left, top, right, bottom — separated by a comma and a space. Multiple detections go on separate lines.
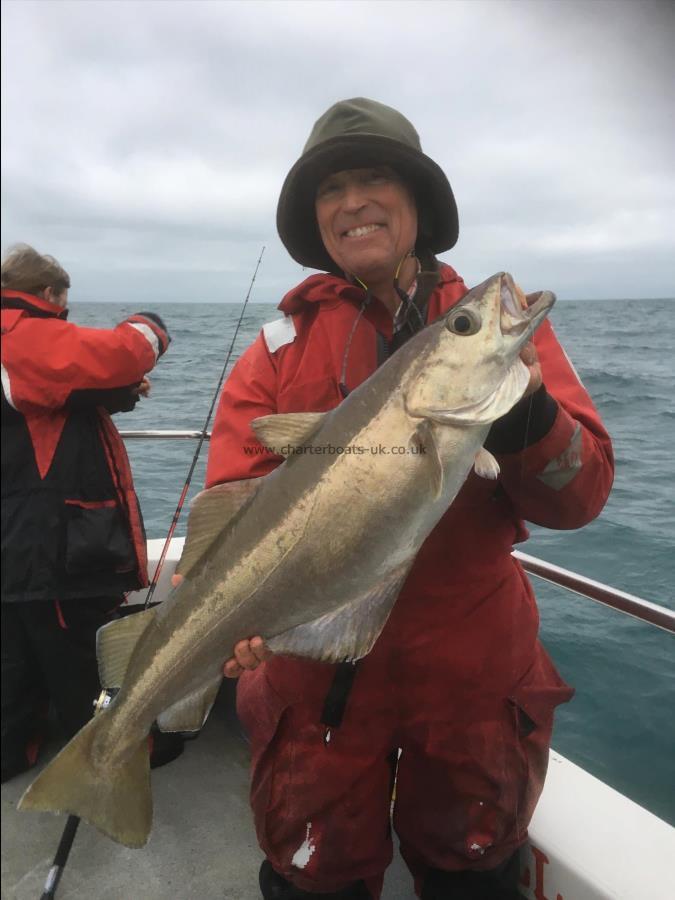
4, 538, 674, 899
1, 681, 414, 900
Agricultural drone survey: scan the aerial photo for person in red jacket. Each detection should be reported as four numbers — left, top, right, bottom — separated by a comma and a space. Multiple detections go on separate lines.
1, 243, 175, 782
206, 99, 614, 899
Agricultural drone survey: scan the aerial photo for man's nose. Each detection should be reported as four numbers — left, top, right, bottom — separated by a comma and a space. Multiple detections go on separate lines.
341, 183, 367, 212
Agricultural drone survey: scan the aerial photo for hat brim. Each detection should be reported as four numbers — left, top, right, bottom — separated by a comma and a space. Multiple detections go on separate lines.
276, 134, 459, 273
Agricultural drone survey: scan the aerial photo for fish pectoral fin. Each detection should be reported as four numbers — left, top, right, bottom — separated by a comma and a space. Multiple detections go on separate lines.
156, 675, 222, 733
474, 447, 500, 479
176, 479, 260, 579
97, 607, 156, 689
251, 412, 328, 456
266, 560, 414, 664
410, 419, 444, 498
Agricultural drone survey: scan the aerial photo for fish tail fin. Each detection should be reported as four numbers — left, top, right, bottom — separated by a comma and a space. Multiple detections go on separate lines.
18, 714, 152, 848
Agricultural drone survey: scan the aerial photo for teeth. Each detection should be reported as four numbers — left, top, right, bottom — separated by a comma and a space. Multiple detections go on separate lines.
345, 224, 381, 238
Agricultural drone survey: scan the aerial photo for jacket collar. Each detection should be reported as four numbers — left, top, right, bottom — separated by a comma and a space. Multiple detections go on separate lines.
0, 290, 69, 319
278, 262, 459, 317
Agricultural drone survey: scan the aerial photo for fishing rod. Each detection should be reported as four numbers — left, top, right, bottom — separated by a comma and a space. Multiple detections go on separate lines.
37, 246, 265, 900
143, 244, 265, 608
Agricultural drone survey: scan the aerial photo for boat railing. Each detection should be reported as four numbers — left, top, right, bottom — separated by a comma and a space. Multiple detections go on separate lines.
121, 430, 212, 440
511, 550, 673, 633
120, 429, 675, 635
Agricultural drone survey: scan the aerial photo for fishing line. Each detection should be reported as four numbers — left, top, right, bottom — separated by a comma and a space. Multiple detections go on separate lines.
339, 288, 371, 399
393, 250, 425, 331
517, 308, 539, 486
338, 251, 419, 398
143, 245, 266, 609
519, 394, 535, 480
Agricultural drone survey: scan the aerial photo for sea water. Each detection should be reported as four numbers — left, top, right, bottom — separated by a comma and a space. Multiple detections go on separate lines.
73, 297, 675, 826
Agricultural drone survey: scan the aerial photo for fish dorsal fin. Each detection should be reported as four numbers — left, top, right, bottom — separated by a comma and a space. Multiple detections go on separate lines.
175, 479, 259, 579
251, 412, 327, 456
97, 608, 156, 688
156, 674, 222, 733
266, 560, 413, 663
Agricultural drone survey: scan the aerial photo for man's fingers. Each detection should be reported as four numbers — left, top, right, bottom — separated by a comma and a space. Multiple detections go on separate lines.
519, 341, 543, 396
249, 636, 270, 663
223, 636, 269, 678
520, 341, 538, 367
223, 659, 244, 678
234, 639, 259, 669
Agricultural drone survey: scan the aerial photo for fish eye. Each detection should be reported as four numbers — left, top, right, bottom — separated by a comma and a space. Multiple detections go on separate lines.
446, 308, 481, 336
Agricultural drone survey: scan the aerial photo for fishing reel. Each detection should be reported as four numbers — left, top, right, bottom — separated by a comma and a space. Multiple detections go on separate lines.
92, 687, 119, 715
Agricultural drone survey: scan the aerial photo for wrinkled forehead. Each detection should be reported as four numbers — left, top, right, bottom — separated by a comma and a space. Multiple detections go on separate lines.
309, 146, 415, 191
316, 164, 400, 187
314, 165, 418, 214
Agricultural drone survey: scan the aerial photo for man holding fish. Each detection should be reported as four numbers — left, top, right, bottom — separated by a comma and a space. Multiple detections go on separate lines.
19, 98, 613, 900
208, 99, 614, 898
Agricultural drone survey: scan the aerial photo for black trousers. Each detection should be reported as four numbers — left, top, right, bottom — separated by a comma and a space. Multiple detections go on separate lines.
1, 598, 120, 778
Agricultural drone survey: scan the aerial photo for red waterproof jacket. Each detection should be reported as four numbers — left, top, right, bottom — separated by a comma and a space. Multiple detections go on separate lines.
1, 290, 170, 602
206, 265, 614, 712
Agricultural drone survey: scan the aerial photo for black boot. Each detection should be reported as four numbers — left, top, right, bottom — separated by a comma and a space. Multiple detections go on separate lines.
421, 850, 521, 900
259, 860, 371, 899
149, 728, 185, 769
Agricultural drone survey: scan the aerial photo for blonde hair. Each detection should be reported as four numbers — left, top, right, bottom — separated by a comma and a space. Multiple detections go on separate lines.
1, 244, 71, 297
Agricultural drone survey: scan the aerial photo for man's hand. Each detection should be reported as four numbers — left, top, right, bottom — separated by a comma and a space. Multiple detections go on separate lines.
133, 376, 151, 398
520, 292, 544, 397
520, 341, 542, 397
172, 572, 271, 679
224, 637, 271, 678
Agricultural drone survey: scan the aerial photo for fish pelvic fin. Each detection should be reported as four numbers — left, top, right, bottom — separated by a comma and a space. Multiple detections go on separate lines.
156, 674, 222, 733
97, 607, 156, 688
474, 446, 500, 479
176, 478, 260, 580
267, 560, 414, 663
19, 714, 152, 848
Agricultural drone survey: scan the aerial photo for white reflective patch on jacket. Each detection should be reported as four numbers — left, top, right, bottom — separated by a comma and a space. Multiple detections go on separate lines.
537, 423, 583, 490
129, 322, 159, 361
561, 345, 584, 387
551, 323, 584, 386
262, 316, 296, 353
1, 362, 16, 409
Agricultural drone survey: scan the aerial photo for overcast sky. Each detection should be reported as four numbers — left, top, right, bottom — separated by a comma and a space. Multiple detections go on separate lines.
2, 0, 674, 303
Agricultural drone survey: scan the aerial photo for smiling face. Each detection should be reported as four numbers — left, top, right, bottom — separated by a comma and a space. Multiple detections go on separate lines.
315, 166, 418, 286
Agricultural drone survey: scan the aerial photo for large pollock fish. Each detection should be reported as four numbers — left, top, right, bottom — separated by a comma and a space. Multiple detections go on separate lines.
20, 272, 554, 847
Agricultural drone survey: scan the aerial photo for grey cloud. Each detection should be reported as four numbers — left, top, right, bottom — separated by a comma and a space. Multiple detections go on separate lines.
2, 0, 674, 301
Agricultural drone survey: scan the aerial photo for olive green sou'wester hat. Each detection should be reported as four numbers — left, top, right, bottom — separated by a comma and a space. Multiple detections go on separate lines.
276, 97, 459, 273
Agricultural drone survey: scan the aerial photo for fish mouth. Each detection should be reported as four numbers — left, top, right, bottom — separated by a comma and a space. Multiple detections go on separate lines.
498, 273, 555, 344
